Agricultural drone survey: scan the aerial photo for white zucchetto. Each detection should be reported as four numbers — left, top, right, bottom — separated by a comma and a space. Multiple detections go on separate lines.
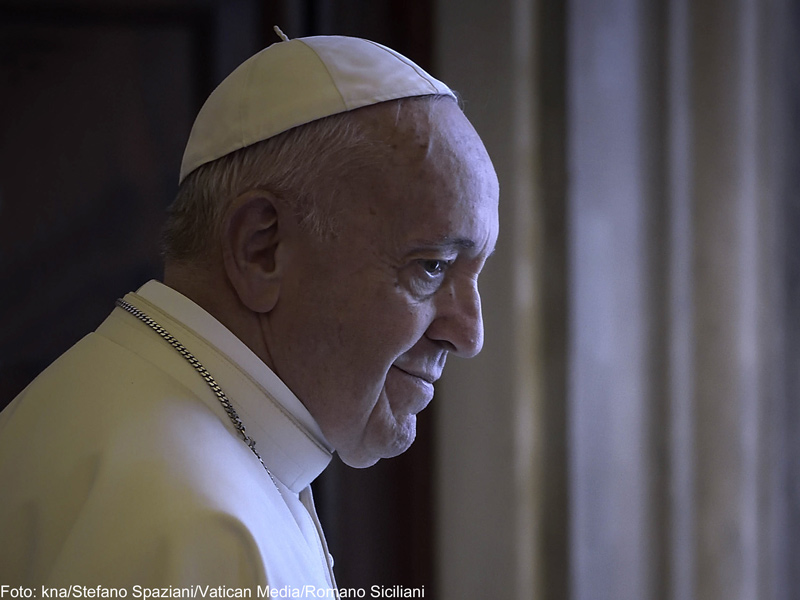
179, 33, 455, 183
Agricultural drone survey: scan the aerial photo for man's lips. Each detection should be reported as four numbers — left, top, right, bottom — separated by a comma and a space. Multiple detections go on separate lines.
392, 365, 439, 385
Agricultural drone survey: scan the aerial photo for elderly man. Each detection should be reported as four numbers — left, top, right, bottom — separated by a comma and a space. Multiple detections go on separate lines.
0, 32, 499, 591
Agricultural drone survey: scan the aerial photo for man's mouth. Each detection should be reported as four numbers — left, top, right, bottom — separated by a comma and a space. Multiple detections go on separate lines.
393, 365, 438, 385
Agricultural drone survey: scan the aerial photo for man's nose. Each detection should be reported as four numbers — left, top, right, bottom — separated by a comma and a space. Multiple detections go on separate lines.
427, 279, 484, 358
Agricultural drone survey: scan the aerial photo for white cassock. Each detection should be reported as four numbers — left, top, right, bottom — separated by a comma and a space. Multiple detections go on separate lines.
0, 280, 337, 592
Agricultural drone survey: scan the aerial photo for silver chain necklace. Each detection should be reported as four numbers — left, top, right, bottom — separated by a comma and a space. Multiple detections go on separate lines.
115, 298, 280, 490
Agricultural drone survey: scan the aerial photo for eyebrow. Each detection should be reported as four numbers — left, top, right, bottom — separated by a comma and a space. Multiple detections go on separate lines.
438, 237, 499, 260
407, 237, 477, 254
406, 237, 500, 262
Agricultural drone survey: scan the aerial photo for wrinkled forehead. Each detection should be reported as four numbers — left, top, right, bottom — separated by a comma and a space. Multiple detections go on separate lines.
352, 97, 490, 170
341, 99, 498, 217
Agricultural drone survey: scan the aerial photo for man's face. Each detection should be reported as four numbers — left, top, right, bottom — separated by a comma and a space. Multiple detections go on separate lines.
265, 99, 499, 467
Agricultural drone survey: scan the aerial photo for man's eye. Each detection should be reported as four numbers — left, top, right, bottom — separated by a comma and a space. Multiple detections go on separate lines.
419, 259, 448, 277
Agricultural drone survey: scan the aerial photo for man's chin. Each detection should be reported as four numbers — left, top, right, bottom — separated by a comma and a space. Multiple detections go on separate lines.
337, 417, 417, 468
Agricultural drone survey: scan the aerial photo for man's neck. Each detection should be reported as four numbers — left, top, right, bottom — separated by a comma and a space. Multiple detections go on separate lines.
163, 261, 276, 372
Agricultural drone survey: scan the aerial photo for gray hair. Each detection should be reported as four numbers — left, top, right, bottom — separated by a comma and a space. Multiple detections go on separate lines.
161, 94, 457, 263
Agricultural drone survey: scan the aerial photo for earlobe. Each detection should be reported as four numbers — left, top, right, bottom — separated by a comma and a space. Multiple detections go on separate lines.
222, 190, 284, 314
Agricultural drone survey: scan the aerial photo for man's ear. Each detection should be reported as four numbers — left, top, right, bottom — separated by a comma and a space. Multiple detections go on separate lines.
222, 190, 287, 314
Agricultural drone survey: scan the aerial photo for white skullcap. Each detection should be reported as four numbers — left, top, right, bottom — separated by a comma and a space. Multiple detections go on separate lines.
179, 33, 456, 183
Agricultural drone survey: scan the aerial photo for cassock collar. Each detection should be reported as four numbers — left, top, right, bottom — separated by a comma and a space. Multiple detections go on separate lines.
124, 280, 333, 493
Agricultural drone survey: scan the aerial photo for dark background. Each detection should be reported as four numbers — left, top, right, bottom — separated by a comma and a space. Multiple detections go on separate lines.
0, 0, 438, 590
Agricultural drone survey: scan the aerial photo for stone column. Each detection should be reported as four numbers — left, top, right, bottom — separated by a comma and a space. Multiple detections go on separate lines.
567, 0, 786, 598
687, 0, 783, 598
567, 0, 661, 598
